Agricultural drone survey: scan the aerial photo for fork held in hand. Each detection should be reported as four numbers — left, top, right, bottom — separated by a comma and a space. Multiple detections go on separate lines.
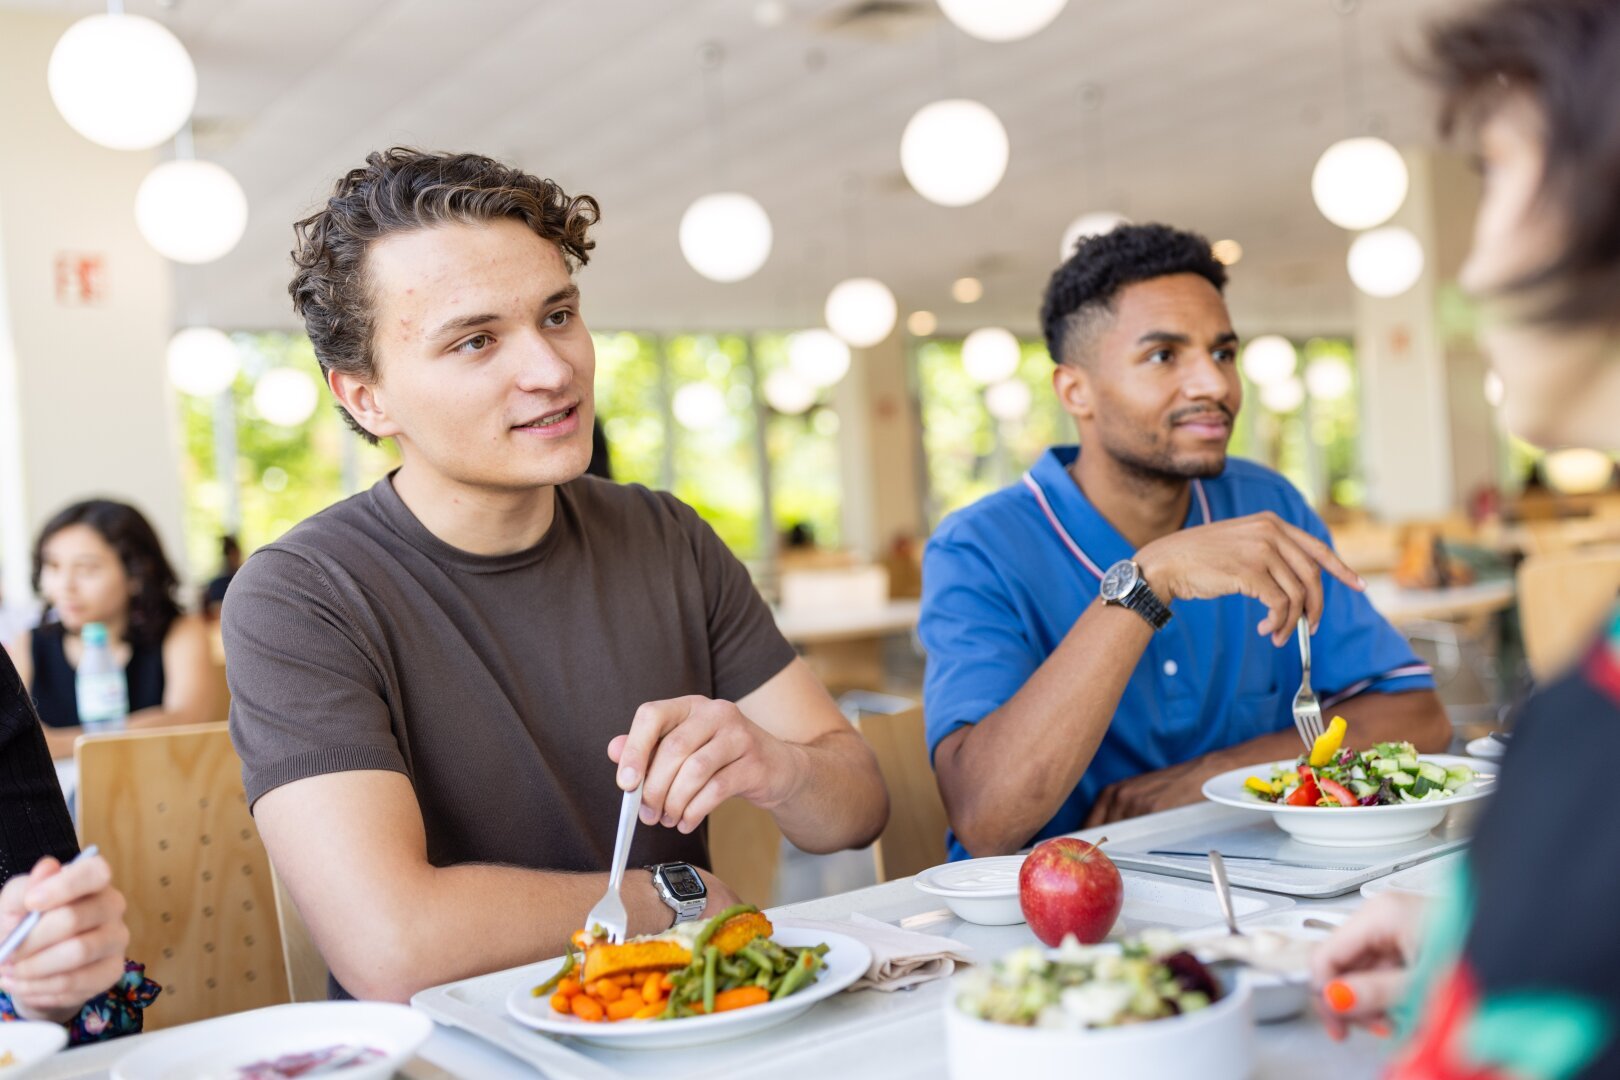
585, 783, 643, 945
1292, 617, 1325, 750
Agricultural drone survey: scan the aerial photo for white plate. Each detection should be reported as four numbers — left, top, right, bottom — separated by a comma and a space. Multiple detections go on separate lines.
505, 928, 872, 1050
0, 1021, 68, 1079
1202, 754, 1494, 847
913, 856, 1025, 925
113, 1001, 432, 1080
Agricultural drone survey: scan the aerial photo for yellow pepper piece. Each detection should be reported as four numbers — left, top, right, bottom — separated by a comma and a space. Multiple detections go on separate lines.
1244, 776, 1276, 796
1309, 715, 1349, 768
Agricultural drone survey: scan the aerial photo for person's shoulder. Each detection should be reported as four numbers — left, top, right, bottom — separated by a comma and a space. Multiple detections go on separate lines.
928, 480, 1040, 554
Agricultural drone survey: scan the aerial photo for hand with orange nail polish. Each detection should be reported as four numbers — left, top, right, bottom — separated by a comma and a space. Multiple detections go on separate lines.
1310, 893, 1428, 1039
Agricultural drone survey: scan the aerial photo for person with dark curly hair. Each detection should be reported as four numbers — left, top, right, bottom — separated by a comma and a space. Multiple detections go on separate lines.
920, 222, 1450, 858
5, 499, 215, 760
223, 149, 887, 1002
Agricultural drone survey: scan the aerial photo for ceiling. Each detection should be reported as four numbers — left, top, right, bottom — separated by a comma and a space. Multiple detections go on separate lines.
7, 0, 1471, 338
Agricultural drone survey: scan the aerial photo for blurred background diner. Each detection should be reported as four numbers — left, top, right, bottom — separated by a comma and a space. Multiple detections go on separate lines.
0, 0, 1618, 1040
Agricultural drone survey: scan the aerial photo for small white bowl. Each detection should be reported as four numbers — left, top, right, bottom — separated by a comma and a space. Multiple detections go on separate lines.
944, 968, 1254, 1080
913, 856, 1026, 925
0, 1021, 68, 1079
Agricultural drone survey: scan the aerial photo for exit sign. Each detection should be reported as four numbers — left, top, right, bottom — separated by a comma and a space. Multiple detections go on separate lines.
54, 252, 107, 306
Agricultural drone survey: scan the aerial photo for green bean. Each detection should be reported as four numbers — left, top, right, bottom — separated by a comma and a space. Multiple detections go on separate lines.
693, 904, 757, 955
772, 951, 822, 1001
739, 943, 773, 974
702, 946, 719, 1014
530, 944, 577, 997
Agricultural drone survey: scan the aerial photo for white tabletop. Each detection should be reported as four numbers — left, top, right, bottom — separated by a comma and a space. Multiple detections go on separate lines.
37, 813, 1398, 1080
1361, 574, 1516, 627
772, 599, 921, 645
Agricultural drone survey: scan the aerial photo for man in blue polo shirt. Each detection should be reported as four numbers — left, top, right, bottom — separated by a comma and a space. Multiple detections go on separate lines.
921, 223, 1450, 859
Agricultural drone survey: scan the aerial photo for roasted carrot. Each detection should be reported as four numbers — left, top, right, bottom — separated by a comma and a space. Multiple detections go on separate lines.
713, 986, 771, 1012
591, 979, 623, 1003
632, 1001, 665, 1020
549, 992, 570, 1014
557, 977, 583, 998
570, 994, 605, 1022
606, 997, 642, 1021
642, 972, 665, 1003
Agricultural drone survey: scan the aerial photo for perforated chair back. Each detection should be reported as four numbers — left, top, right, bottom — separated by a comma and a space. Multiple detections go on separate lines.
75, 723, 290, 1028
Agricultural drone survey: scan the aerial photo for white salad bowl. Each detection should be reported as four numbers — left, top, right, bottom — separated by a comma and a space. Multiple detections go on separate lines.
1201, 754, 1494, 847
913, 856, 1026, 925
944, 967, 1254, 1080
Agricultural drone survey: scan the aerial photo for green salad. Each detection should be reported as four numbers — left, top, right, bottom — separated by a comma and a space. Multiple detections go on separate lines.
955, 932, 1222, 1030
1246, 731, 1474, 808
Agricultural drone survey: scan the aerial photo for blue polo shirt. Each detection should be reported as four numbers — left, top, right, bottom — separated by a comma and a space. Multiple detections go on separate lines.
921, 446, 1432, 860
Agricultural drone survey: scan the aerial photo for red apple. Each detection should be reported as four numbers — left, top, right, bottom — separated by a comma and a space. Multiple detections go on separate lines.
1018, 837, 1124, 947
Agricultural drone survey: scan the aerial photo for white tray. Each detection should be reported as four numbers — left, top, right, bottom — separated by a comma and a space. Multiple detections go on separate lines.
411, 871, 1290, 1079
1097, 801, 1478, 898
1360, 851, 1467, 900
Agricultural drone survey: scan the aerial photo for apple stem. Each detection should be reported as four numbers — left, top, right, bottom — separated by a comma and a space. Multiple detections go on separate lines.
1074, 836, 1109, 866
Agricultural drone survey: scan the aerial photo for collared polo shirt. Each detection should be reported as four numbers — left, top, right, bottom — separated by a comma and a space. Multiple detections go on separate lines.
921, 446, 1432, 860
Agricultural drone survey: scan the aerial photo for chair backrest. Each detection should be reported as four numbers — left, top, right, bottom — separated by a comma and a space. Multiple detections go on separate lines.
860, 706, 949, 882
76, 723, 290, 1028
271, 864, 330, 1003
707, 797, 783, 909
1517, 546, 1620, 679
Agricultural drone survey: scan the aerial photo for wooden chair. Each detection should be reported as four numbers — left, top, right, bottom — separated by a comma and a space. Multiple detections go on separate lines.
271, 865, 330, 1003
75, 723, 290, 1028
1517, 546, 1620, 679
707, 797, 783, 909
858, 706, 949, 882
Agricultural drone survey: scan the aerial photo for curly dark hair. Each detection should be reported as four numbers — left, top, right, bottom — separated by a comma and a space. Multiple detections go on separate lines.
32, 500, 182, 648
1040, 223, 1227, 366
288, 148, 601, 442
1424, 0, 1620, 330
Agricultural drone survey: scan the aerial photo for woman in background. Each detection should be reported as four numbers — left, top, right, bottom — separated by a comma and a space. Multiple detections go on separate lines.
4, 500, 215, 759
1313, 2, 1620, 1078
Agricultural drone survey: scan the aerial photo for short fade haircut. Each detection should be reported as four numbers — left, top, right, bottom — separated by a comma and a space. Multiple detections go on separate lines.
1039, 223, 1226, 366
1424, 0, 1620, 330
289, 148, 600, 442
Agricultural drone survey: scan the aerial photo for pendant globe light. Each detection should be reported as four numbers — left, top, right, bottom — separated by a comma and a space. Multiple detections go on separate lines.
680, 43, 772, 283
48, 11, 196, 151
166, 327, 239, 397
985, 378, 1033, 422
253, 368, 318, 428
135, 157, 249, 264
1311, 1, 1408, 231
900, 99, 1009, 207
788, 330, 852, 389
1260, 377, 1306, 414
824, 277, 897, 349
1060, 211, 1128, 259
672, 382, 728, 431
936, 0, 1068, 42
962, 327, 1021, 385
1241, 335, 1297, 386
764, 369, 818, 415
1347, 227, 1425, 298
1304, 355, 1354, 401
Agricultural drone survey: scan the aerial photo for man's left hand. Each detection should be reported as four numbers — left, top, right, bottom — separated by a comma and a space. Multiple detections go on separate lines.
608, 696, 805, 835
1083, 755, 1223, 827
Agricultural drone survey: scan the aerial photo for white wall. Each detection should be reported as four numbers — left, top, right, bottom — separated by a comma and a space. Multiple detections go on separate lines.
0, 12, 187, 604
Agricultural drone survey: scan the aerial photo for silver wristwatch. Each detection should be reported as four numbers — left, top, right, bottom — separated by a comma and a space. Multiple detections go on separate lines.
647, 862, 708, 925
1099, 559, 1173, 631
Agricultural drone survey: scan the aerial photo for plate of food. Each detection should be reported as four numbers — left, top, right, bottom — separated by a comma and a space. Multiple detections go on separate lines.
0, 1021, 68, 1079
506, 905, 871, 1049
943, 932, 1253, 1080
1201, 717, 1494, 847
112, 1001, 432, 1080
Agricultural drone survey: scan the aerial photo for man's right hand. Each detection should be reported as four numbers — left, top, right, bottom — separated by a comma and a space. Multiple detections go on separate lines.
1135, 512, 1365, 646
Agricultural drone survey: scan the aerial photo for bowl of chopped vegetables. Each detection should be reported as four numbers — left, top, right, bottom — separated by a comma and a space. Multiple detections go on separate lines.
1201, 717, 1494, 847
944, 933, 1254, 1080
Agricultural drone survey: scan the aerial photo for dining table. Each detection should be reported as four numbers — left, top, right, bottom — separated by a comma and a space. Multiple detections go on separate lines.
31, 811, 1400, 1080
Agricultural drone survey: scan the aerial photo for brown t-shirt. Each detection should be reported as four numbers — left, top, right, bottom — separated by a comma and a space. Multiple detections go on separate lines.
223, 474, 797, 881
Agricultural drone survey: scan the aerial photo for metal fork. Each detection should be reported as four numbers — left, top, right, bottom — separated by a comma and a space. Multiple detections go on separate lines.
584, 783, 643, 944
1292, 617, 1325, 749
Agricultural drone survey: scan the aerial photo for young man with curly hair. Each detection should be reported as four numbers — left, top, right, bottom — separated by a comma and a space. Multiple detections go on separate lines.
921, 223, 1450, 858
223, 149, 887, 1001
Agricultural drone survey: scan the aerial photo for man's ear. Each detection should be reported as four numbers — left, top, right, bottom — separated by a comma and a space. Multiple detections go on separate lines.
327, 367, 398, 440
1052, 360, 1096, 423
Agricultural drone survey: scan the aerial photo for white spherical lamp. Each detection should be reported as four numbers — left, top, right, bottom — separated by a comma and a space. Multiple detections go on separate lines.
678, 193, 773, 283
1543, 448, 1615, 495
788, 330, 852, 389
1484, 370, 1505, 407
1347, 226, 1425, 298
1059, 211, 1129, 259
936, 0, 1068, 42
1311, 137, 1409, 230
962, 327, 1021, 385
900, 99, 1009, 208
1241, 335, 1297, 386
253, 368, 319, 427
824, 278, 897, 348
135, 160, 249, 264
984, 379, 1033, 422
1304, 356, 1354, 401
672, 383, 728, 430
166, 327, 239, 397
48, 14, 197, 151
1260, 376, 1306, 414
764, 369, 818, 415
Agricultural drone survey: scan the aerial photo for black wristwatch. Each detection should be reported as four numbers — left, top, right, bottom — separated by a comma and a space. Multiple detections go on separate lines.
1099, 559, 1173, 631
647, 862, 708, 926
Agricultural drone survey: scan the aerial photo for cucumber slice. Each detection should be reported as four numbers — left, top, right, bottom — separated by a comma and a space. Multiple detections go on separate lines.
1417, 762, 1448, 785
1396, 754, 1420, 771
1445, 765, 1474, 786
1350, 779, 1377, 797
1411, 775, 1434, 796
1371, 758, 1401, 776
1350, 766, 1368, 781
1390, 771, 1416, 788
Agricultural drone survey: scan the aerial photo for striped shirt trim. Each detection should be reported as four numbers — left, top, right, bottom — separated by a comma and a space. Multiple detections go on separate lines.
1322, 663, 1435, 709
1022, 470, 1212, 582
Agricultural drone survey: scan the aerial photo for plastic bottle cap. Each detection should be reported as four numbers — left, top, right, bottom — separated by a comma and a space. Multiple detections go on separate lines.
82, 622, 108, 645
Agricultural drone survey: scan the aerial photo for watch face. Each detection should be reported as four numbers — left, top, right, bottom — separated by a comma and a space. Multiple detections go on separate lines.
661, 865, 705, 900
1101, 560, 1137, 601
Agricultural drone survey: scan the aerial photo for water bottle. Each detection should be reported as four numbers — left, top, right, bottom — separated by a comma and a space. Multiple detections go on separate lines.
76, 622, 128, 734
